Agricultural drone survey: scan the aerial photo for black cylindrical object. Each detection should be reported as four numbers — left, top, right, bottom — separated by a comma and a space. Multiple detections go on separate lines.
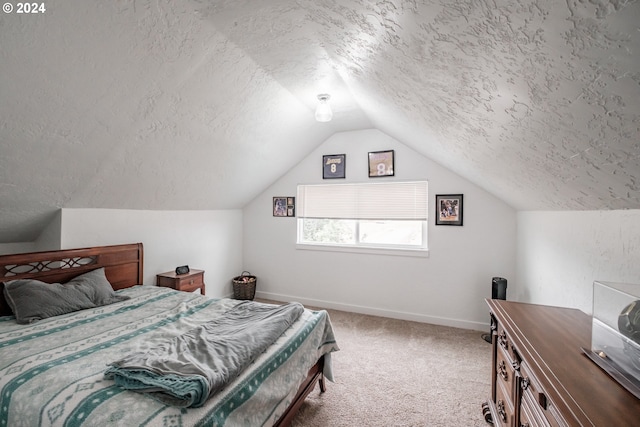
483, 277, 508, 344
492, 277, 507, 300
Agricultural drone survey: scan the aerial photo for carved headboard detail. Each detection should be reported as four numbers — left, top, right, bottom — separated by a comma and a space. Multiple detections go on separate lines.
0, 243, 144, 317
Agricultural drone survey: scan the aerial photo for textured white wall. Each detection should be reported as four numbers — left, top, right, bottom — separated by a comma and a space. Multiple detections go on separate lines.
516, 210, 640, 313
243, 129, 516, 330
3, 0, 639, 244
34, 210, 62, 252
60, 209, 243, 297
0, 242, 36, 256
0, 210, 62, 255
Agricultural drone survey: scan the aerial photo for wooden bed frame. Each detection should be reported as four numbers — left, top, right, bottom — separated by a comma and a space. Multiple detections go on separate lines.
0, 243, 325, 426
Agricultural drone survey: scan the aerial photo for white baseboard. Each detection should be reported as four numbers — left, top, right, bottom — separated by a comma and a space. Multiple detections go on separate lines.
255, 290, 489, 332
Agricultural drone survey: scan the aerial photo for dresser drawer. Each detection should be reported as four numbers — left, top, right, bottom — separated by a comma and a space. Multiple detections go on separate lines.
495, 379, 515, 427
497, 323, 518, 361
496, 344, 517, 403
520, 392, 550, 427
520, 361, 563, 427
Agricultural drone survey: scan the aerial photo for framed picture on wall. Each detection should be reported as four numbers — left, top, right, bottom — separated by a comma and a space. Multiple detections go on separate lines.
323, 154, 346, 179
435, 194, 463, 226
273, 197, 295, 217
368, 150, 394, 177
287, 197, 295, 217
273, 197, 287, 217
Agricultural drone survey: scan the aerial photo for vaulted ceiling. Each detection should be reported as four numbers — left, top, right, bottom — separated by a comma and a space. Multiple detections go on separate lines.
1, 0, 639, 243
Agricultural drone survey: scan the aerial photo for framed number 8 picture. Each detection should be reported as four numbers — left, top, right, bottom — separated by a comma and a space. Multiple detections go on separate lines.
323, 154, 346, 179
368, 150, 394, 177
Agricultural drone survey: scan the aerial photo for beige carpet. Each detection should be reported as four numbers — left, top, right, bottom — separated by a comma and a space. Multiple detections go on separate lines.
289, 307, 492, 427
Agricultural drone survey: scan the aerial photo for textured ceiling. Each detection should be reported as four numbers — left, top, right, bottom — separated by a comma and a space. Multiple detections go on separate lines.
0, 0, 638, 243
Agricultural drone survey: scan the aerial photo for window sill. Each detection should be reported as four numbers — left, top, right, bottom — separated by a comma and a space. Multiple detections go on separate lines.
295, 243, 429, 258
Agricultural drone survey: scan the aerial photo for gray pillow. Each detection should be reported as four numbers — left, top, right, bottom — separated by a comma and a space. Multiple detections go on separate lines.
3, 267, 130, 324
65, 268, 130, 306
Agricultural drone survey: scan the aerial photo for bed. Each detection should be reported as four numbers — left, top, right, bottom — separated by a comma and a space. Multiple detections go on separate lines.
0, 243, 338, 426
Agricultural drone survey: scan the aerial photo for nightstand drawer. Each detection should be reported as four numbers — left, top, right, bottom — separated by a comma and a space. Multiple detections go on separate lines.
156, 269, 206, 295
175, 273, 203, 291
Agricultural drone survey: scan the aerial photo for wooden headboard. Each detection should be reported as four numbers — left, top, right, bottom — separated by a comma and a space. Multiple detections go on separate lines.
0, 243, 144, 317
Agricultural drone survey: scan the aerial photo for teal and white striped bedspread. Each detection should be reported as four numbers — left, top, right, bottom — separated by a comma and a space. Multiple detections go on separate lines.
0, 286, 339, 427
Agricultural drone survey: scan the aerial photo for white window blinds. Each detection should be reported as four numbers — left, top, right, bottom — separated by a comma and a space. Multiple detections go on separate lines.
297, 181, 428, 220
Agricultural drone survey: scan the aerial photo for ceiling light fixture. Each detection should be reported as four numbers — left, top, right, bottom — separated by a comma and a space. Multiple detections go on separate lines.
315, 94, 332, 122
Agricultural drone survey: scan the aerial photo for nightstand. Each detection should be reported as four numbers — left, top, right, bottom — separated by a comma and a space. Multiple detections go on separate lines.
156, 269, 205, 295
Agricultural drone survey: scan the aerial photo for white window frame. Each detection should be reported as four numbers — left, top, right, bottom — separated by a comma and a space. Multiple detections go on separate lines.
296, 181, 429, 257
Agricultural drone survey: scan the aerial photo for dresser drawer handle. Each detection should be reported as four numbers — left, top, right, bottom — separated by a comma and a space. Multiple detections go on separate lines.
490, 316, 497, 332
499, 331, 508, 349
521, 377, 530, 391
498, 360, 509, 382
497, 399, 507, 423
538, 392, 548, 410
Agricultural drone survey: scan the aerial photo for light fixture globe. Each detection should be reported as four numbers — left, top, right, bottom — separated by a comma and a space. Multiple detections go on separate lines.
315, 94, 332, 122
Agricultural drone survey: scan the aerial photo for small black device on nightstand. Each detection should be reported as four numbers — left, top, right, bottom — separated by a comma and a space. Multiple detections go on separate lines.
175, 265, 190, 275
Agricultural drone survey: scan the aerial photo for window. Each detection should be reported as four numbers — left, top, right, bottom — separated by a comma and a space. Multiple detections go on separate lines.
296, 181, 428, 254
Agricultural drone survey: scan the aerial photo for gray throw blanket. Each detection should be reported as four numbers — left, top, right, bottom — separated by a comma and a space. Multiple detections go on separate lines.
104, 301, 304, 407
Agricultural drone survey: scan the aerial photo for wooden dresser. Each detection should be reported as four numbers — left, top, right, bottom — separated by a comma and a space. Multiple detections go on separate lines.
483, 299, 640, 426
